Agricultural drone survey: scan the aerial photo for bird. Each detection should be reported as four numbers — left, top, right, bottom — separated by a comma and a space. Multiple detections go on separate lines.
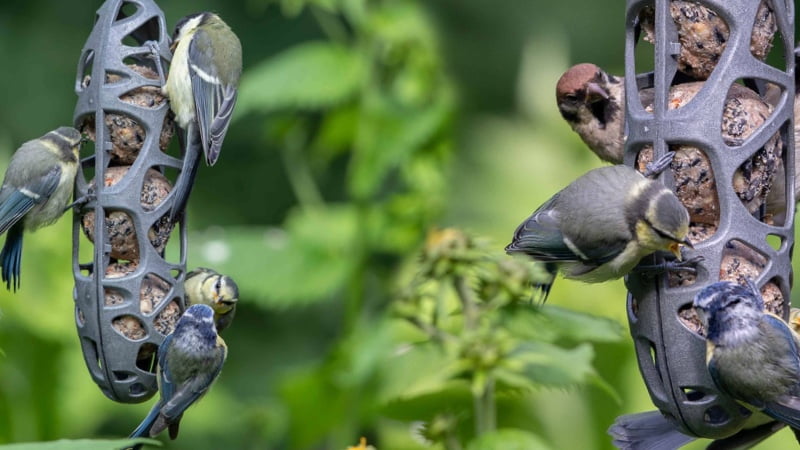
184, 267, 239, 332
556, 63, 625, 164
693, 280, 800, 438
0, 126, 83, 291
637, 1, 777, 81
505, 164, 693, 301
129, 304, 227, 441
163, 12, 242, 222
609, 409, 786, 450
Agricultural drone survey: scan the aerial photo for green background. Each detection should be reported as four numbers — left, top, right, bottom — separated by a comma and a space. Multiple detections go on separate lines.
0, 0, 797, 449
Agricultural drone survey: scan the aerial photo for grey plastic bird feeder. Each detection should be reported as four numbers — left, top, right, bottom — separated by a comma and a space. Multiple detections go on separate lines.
71, 0, 188, 403
623, 0, 794, 439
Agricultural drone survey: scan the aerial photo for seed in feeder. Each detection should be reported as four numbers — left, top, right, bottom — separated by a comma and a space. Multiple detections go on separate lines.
78, 64, 175, 164
105, 260, 138, 279
81, 166, 174, 260
154, 300, 181, 336
638, 1, 776, 80
140, 273, 171, 315
112, 315, 147, 341
637, 82, 782, 233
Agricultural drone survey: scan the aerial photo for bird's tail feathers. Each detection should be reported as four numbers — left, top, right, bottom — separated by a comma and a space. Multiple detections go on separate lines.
608, 410, 695, 450
1, 224, 24, 292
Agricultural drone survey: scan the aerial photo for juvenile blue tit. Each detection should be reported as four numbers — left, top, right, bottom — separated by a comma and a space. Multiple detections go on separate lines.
0, 126, 82, 291
184, 267, 239, 332
694, 281, 800, 435
609, 409, 785, 449
505, 164, 693, 300
164, 12, 242, 221
129, 304, 227, 441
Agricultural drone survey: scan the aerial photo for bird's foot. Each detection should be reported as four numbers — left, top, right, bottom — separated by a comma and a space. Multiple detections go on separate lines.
642, 151, 676, 178
635, 255, 704, 277
65, 190, 96, 213
144, 40, 166, 86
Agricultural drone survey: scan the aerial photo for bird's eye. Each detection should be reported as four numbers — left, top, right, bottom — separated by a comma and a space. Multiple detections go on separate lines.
214, 278, 222, 293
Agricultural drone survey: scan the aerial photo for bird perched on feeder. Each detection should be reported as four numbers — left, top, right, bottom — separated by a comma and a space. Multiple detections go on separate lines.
609, 409, 786, 450
556, 63, 625, 164
129, 304, 227, 442
0, 126, 83, 291
184, 267, 239, 332
505, 163, 694, 301
694, 281, 800, 438
164, 12, 242, 221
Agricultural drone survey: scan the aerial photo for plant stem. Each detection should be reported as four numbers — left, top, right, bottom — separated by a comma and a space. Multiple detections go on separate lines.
454, 275, 478, 330
473, 375, 496, 435
281, 123, 324, 209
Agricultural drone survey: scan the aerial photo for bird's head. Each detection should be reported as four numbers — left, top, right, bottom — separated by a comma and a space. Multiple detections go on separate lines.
556, 63, 613, 121
630, 183, 691, 258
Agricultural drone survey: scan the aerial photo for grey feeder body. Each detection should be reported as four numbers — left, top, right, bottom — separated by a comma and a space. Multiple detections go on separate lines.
72, 0, 188, 403
624, 0, 794, 439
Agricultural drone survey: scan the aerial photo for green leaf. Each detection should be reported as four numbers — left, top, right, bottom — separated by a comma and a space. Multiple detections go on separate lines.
507, 342, 604, 390
467, 429, 551, 450
502, 304, 623, 344
348, 88, 452, 199
378, 340, 459, 404
237, 42, 365, 116
0, 438, 160, 450
189, 205, 359, 308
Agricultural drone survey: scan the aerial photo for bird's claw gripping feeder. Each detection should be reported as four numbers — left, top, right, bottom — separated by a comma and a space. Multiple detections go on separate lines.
624, 0, 794, 439
72, 0, 189, 403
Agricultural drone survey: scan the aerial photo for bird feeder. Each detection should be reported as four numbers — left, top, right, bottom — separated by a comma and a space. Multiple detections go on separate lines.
71, 0, 188, 403
623, 0, 794, 439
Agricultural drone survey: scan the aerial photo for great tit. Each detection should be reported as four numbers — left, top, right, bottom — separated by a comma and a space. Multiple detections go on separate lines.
694, 281, 800, 438
0, 126, 82, 291
505, 164, 693, 301
164, 12, 242, 221
129, 304, 227, 441
184, 267, 239, 332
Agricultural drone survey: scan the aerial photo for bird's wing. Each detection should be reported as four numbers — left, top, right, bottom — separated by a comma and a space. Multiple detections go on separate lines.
0, 165, 61, 234
157, 334, 176, 401
506, 194, 627, 264
608, 410, 696, 450
159, 344, 226, 421
188, 30, 237, 166
757, 314, 800, 428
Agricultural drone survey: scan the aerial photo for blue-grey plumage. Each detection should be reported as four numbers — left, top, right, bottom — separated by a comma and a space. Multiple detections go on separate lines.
505, 165, 691, 301
609, 409, 785, 449
129, 304, 227, 441
0, 126, 82, 291
164, 12, 242, 221
694, 281, 800, 435
184, 267, 239, 332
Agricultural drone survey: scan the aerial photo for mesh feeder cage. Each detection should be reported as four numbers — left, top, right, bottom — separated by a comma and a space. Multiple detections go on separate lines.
71, 0, 188, 403
623, 0, 794, 439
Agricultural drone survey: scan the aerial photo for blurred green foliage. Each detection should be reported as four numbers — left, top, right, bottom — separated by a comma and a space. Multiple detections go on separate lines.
1, 0, 800, 449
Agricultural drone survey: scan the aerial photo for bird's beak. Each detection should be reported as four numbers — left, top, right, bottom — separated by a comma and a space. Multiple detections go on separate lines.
169, 40, 178, 53
669, 242, 682, 260
682, 237, 694, 249
585, 82, 609, 102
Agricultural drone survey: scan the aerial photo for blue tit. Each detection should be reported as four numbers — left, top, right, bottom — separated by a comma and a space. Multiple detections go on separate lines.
184, 267, 239, 332
0, 126, 82, 291
694, 281, 800, 435
505, 164, 693, 301
129, 304, 227, 441
609, 410, 785, 449
164, 12, 242, 221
